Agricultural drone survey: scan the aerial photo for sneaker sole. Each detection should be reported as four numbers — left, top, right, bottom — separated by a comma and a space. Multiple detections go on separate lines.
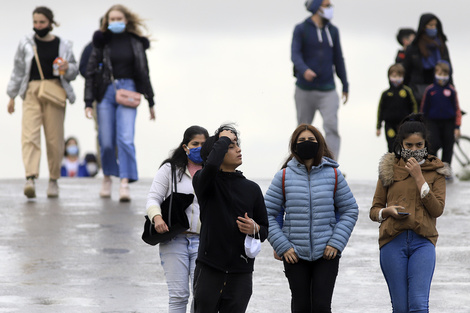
47, 193, 59, 198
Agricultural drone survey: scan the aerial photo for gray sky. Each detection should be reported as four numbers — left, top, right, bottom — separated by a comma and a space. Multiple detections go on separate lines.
1, 0, 468, 181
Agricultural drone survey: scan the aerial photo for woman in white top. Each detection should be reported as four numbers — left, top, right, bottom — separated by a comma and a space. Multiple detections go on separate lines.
146, 125, 208, 313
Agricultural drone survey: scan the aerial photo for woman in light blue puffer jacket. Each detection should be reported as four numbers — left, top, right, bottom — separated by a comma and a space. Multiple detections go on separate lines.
265, 124, 358, 313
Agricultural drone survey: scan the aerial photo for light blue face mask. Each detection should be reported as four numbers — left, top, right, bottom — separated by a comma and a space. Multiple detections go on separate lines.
187, 146, 203, 164
108, 21, 126, 34
66, 145, 79, 156
425, 28, 438, 38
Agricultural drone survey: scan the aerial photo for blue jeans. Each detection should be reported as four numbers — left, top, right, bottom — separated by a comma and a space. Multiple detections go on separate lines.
380, 230, 436, 313
97, 79, 138, 181
159, 234, 199, 313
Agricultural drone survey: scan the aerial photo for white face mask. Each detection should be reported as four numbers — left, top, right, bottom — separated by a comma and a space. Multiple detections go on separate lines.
319, 6, 334, 20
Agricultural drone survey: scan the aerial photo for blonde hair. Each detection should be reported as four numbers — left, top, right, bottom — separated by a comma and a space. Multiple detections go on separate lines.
101, 4, 147, 37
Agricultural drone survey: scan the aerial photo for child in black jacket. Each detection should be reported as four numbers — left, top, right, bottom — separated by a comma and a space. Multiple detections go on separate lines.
377, 63, 418, 152
192, 125, 268, 313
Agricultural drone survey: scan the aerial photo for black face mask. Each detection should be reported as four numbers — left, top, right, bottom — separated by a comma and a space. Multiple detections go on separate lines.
296, 141, 319, 160
33, 27, 51, 38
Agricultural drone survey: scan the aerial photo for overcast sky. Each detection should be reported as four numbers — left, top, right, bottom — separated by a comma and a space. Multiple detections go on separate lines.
1, 0, 468, 182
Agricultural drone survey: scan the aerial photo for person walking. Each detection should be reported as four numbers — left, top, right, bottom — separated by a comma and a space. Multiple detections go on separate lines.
421, 61, 462, 170
403, 13, 452, 104
84, 4, 155, 202
370, 113, 448, 312
146, 125, 208, 313
265, 124, 358, 313
6, 6, 78, 198
292, 0, 348, 160
192, 125, 269, 313
376, 63, 418, 153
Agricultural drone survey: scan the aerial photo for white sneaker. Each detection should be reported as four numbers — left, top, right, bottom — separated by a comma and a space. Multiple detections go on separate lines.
100, 177, 112, 198
119, 183, 130, 202
47, 180, 59, 198
24, 178, 36, 199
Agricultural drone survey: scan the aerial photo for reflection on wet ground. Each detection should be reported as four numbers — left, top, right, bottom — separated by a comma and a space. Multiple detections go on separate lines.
0, 178, 469, 312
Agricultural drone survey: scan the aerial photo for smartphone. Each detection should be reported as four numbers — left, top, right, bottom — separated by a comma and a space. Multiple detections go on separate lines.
398, 212, 410, 216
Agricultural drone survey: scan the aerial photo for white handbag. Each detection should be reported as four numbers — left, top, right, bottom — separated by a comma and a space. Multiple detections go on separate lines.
244, 219, 261, 258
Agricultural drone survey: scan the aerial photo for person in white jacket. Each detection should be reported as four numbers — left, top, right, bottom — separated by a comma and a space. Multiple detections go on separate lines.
146, 125, 208, 313
6, 6, 78, 198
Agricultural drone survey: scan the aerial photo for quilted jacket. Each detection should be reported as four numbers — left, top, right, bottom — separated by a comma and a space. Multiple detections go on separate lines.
265, 157, 358, 261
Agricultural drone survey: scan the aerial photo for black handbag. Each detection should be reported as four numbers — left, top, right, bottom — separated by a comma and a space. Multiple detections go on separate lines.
142, 164, 194, 246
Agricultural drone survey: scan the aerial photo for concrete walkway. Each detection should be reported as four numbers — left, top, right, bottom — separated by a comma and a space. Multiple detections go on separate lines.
0, 178, 469, 312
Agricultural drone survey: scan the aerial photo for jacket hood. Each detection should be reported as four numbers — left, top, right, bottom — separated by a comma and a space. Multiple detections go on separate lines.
92, 30, 150, 50
378, 152, 450, 187
415, 13, 447, 42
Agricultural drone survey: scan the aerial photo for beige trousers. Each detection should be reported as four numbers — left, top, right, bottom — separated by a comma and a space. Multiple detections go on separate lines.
22, 80, 65, 180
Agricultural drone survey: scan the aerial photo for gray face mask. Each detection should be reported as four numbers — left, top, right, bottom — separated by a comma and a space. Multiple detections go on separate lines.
400, 147, 428, 163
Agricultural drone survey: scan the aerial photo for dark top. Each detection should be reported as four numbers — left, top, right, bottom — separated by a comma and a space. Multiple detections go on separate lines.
192, 137, 269, 273
30, 37, 60, 81
109, 32, 135, 79
377, 84, 418, 128
79, 42, 93, 78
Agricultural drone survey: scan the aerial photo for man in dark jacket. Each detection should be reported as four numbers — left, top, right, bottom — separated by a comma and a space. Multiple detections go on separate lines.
192, 125, 268, 313
292, 0, 348, 160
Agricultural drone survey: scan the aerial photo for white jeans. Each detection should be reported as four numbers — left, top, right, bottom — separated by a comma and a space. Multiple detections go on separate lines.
159, 234, 199, 313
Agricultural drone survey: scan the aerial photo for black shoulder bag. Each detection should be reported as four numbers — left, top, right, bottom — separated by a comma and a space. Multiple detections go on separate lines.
142, 164, 194, 246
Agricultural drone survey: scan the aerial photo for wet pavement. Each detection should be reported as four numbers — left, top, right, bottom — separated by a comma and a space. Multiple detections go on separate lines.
0, 177, 469, 312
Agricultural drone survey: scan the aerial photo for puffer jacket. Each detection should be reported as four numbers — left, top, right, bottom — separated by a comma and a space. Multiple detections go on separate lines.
7, 34, 78, 103
370, 153, 448, 248
265, 157, 358, 262
84, 30, 154, 108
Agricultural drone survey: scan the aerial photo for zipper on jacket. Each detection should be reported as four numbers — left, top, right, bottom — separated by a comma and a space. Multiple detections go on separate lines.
308, 172, 314, 259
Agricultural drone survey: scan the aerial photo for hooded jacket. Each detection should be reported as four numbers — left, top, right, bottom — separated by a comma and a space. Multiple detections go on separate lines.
84, 30, 154, 108
192, 137, 268, 273
265, 157, 358, 262
291, 17, 348, 93
403, 13, 452, 88
7, 34, 78, 103
370, 153, 448, 248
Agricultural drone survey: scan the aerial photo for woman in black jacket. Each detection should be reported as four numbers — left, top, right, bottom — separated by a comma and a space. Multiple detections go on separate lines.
192, 125, 268, 313
84, 4, 155, 202
403, 13, 452, 104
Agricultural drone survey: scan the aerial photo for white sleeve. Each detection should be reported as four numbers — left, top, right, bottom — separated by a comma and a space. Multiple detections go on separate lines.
146, 163, 171, 223
420, 182, 430, 199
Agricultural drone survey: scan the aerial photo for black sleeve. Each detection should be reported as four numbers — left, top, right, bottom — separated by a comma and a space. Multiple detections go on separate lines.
192, 137, 231, 198
253, 187, 269, 242
84, 47, 102, 108
79, 42, 93, 78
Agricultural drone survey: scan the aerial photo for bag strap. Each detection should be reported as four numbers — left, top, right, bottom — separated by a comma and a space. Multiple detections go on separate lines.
32, 45, 45, 81
282, 168, 286, 203
333, 167, 338, 197
167, 163, 176, 226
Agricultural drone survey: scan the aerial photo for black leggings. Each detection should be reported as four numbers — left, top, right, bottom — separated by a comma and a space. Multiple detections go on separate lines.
284, 257, 340, 313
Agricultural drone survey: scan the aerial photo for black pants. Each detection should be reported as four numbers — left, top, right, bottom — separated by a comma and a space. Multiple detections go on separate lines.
426, 118, 455, 164
384, 122, 399, 153
284, 257, 340, 313
193, 262, 252, 313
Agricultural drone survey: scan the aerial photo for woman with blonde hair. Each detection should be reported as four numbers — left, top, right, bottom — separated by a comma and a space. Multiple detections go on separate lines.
6, 6, 78, 198
84, 4, 155, 202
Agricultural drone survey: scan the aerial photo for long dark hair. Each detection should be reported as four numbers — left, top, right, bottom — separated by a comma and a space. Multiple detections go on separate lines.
393, 113, 429, 159
282, 124, 333, 169
161, 125, 209, 179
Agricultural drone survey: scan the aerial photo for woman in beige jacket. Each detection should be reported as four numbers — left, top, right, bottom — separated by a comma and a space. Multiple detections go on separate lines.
370, 113, 448, 313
